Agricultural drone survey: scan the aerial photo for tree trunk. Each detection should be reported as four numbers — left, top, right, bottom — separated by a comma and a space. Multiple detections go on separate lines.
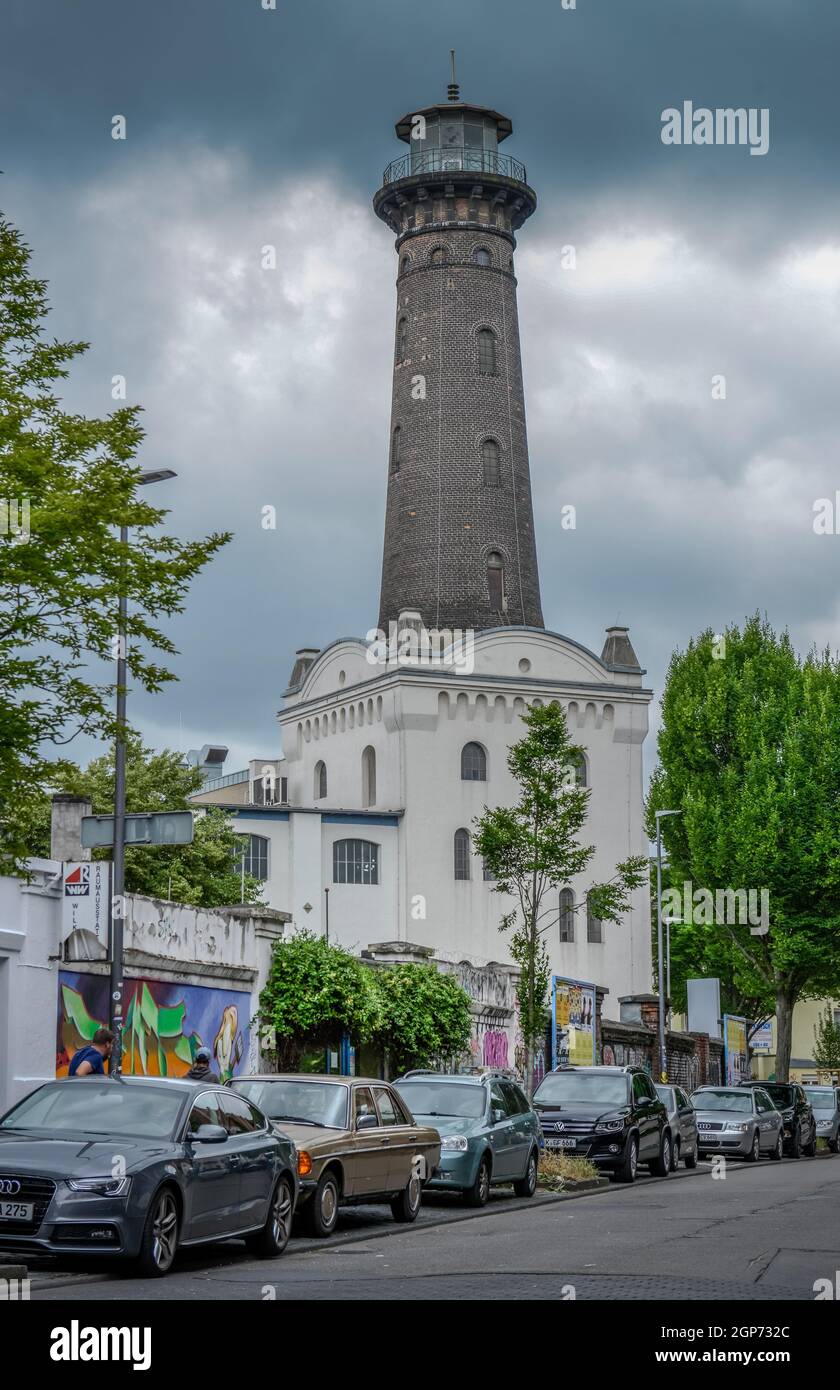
774, 987, 794, 1082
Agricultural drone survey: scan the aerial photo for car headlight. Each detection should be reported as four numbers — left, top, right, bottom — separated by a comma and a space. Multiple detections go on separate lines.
817, 1120, 832, 1128
66, 1177, 131, 1197
724, 1123, 750, 1132
440, 1135, 469, 1152
595, 1118, 626, 1134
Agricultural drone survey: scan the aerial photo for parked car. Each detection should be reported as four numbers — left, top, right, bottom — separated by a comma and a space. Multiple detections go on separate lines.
739, 1080, 818, 1157
228, 1074, 440, 1237
393, 1070, 541, 1206
803, 1085, 840, 1153
654, 1084, 699, 1170
531, 1065, 671, 1183
0, 1076, 297, 1276
691, 1085, 784, 1161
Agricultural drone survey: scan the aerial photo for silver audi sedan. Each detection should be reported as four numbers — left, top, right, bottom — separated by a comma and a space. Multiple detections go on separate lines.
691, 1085, 784, 1162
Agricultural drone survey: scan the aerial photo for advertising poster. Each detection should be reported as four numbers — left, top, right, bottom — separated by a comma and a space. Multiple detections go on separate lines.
724, 1014, 749, 1085
61, 861, 110, 948
552, 976, 596, 1069
749, 1019, 773, 1053
56, 970, 250, 1082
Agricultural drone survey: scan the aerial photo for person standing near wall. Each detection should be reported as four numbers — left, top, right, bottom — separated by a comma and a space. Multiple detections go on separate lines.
68, 1027, 114, 1076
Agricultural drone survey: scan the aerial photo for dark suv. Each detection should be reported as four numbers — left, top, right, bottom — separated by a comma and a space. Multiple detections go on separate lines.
739, 1081, 817, 1157
532, 1065, 671, 1183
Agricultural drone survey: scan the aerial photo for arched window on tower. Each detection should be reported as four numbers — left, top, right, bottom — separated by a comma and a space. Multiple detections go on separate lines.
390, 426, 401, 475
559, 887, 575, 943
587, 893, 603, 944
314, 760, 327, 800
454, 828, 471, 880
473, 247, 492, 267
430, 247, 447, 264
397, 317, 408, 362
477, 328, 498, 376
361, 746, 376, 807
481, 439, 501, 487
487, 551, 505, 612
400, 254, 411, 274
461, 742, 487, 782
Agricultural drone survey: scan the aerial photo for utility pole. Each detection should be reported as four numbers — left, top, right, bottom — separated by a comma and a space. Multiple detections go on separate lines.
655, 809, 682, 1083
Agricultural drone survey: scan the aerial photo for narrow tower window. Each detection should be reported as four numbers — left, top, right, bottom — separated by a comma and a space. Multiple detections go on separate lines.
454, 828, 471, 880
430, 247, 447, 264
362, 745, 376, 807
587, 894, 602, 944
397, 317, 408, 361
487, 551, 505, 611
559, 887, 575, 943
481, 439, 501, 487
461, 742, 487, 782
314, 760, 327, 800
390, 426, 401, 475
477, 328, 497, 375
473, 247, 492, 266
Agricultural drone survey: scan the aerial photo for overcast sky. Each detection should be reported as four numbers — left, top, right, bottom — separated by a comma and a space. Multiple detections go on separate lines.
4, 0, 840, 777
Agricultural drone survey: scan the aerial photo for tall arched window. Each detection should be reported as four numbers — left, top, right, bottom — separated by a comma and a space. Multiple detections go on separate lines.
481, 438, 501, 487
473, 247, 492, 266
461, 742, 487, 781
454, 828, 471, 880
333, 838, 379, 885
586, 894, 602, 944
487, 551, 504, 611
477, 328, 497, 375
575, 752, 588, 788
236, 834, 269, 882
397, 317, 408, 361
362, 745, 376, 807
559, 887, 575, 943
314, 760, 327, 800
430, 247, 447, 264
390, 426, 401, 475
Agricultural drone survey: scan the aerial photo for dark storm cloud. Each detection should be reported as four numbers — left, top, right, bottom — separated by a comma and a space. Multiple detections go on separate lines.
3, 0, 840, 770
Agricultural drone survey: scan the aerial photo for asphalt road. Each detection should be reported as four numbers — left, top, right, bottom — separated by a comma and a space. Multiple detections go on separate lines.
26, 1151, 840, 1301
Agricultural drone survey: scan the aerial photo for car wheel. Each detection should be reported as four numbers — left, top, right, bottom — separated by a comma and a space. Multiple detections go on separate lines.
684, 1142, 698, 1169
770, 1131, 783, 1161
306, 1169, 340, 1238
787, 1124, 802, 1159
391, 1170, 423, 1223
803, 1128, 818, 1158
464, 1155, 491, 1207
650, 1131, 671, 1177
829, 1136, 839, 1154
670, 1137, 680, 1172
245, 1176, 294, 1257
513, 1148, 538, 1198
135, 1186, 179, 1278
746, 1130, 760, 1162
613, 1134, 638, 1184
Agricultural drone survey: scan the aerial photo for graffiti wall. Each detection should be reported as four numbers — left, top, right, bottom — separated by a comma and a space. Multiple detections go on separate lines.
57, 971, 250, 1082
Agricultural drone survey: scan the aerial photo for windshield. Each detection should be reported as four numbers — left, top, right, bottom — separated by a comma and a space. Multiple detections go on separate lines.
757, 1085, 794, 1108
394, 1081, 486, 1120
804, 1088, 836, 1110
533, 1073, 628, 1107
230, 1080, 348, 1128
0, 1082, 185, 1139
692, 1090, 752, 1113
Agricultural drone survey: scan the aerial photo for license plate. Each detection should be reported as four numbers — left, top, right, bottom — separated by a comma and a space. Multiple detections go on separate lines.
0, 1201, 34, 1221
546, 1138, 578, 1149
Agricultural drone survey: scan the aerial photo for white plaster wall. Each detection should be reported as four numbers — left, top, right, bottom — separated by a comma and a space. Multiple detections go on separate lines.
0, 868, 62, 1110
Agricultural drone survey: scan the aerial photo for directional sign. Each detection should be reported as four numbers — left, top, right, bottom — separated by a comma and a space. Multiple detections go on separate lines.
81, 811, 194, 849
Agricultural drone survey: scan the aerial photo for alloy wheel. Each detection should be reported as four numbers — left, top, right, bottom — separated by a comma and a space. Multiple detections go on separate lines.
152, 1191, 178, 1270
271, 1181, 293, 1245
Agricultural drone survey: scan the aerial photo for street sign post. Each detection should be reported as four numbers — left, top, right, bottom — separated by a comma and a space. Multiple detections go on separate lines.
81, 811, 194, 849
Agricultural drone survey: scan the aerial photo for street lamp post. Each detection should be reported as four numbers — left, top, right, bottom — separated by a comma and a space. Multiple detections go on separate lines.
655, 808, 682, 1083
108, 468, 177, 1076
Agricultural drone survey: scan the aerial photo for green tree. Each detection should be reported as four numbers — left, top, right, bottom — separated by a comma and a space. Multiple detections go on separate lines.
372, 963, 472, 1077
19, 733, 262, 907
473, 702, 647, 1094
257, 931, 381, 1072
647, 617, 840, 1081
0, 217, 230, 874
813, 1003, 840, 1080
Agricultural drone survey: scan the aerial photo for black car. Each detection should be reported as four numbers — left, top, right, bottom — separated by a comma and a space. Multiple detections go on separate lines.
532, 1065, 671, 1183
739, 1080, 818, 1158
0, 1077, 298, 1276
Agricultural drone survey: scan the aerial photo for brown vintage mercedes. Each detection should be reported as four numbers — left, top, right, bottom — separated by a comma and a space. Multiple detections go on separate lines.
227, 1074, 440, 1237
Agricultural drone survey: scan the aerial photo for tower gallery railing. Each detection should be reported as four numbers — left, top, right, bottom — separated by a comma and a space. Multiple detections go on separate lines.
382, 149, 527, 186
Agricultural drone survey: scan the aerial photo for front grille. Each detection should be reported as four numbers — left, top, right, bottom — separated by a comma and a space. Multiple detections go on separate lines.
697, 1122, 724, 1131
540, 1121, 595, 1137
0, 1174, 56, 1234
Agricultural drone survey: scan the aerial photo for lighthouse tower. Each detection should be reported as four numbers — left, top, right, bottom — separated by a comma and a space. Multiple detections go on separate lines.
373, 68, 544, 634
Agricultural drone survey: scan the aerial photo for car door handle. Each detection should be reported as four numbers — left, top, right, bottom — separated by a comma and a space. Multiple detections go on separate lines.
379, 1138, 391, 1146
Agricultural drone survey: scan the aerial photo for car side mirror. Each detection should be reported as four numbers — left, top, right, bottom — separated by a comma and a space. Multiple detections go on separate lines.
187, 1123, 227, 1144
356, 1112, 378, 1131
491, 1107, 505, 1125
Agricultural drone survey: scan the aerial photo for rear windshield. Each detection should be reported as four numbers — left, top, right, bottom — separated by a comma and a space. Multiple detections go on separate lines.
533, 1073, 628, 1107
394, 1081, 486, 1120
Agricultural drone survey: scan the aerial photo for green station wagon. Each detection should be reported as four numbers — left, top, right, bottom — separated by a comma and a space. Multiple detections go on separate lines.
394, 1071, 542, 1206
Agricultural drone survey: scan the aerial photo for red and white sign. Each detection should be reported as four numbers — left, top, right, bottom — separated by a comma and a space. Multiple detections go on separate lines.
62, 861, 109, 945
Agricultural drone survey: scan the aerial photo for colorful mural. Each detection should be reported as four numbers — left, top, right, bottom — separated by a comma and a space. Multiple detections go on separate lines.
56, 971, 249, 1082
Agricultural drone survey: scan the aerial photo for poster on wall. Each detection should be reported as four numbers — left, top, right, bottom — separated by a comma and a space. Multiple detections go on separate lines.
56, 970, 250, 1082
552, 976, 596, 1069
724, 1014, 749, 1085
61, 861, 110, 947
749, 1019, 773, 1053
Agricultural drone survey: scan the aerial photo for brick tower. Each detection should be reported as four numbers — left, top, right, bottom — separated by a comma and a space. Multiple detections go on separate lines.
374, 70, 544, 634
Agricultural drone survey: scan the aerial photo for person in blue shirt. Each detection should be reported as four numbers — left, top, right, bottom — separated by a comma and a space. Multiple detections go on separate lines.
68, 1027, 115, 1076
